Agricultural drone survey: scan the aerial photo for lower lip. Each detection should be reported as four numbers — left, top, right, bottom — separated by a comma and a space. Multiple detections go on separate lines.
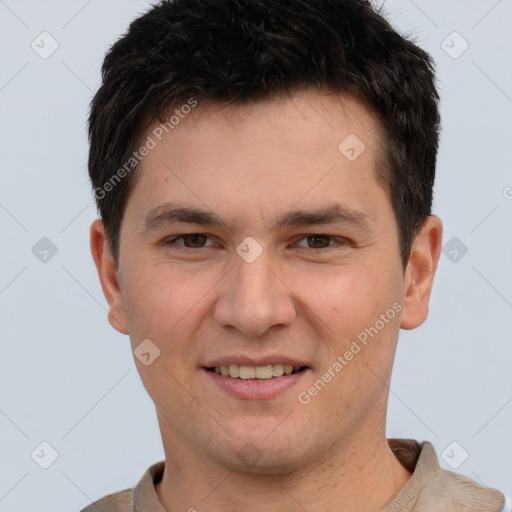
203, 368, 309, 400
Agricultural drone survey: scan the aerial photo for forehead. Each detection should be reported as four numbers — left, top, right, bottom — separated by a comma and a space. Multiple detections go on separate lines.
155, 89, 381, 155
127, 89, 389, 228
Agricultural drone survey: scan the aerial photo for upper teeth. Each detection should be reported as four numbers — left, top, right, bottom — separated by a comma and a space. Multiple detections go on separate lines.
214, 364, 299, 379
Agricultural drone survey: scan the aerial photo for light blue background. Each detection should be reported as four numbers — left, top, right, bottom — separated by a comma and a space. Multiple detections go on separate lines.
1, 1, 511, 511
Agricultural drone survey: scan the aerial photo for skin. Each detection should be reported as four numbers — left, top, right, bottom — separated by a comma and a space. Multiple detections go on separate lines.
91, 89, 442, 512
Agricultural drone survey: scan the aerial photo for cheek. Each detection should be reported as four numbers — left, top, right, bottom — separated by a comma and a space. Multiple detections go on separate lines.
303, 264, 392, 329
121, 265, 208, 400
305, 263, 403, 376
121, 261, 218, 354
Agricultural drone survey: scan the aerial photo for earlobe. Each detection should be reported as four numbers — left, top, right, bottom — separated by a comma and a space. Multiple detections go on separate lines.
90, 219, 129, 335
400, 216, 443, 330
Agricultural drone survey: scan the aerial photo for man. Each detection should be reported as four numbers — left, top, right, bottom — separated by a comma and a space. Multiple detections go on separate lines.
85, 0, 506, 510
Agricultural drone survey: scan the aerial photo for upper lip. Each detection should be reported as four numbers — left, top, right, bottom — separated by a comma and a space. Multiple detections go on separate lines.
203, 356, 309, 368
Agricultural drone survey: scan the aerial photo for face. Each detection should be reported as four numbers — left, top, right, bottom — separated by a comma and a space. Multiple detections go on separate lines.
91, 89, 441, 474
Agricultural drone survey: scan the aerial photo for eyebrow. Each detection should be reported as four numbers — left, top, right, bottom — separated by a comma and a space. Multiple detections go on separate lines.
142, 202, 371, 232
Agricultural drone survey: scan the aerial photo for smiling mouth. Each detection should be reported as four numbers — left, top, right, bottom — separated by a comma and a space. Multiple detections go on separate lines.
205, 364, 308, 380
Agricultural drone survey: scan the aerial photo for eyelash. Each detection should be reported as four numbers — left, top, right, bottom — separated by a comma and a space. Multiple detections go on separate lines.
163, 233, 349, 252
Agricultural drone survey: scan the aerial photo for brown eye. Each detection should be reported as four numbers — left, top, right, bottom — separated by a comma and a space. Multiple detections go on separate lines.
165, 234, 212, 249
306, 235, 332, 249
180, 234, 208, 248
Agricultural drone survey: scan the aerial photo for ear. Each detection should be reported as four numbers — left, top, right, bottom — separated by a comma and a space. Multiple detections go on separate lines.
90, 219, 129, 335
400, 215, 443, 330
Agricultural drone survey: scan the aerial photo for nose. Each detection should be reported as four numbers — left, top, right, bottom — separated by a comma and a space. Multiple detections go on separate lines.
213, 250, 297, 337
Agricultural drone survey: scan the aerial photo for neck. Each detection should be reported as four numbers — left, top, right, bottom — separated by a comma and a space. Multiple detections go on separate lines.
155, 425, 412, 512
